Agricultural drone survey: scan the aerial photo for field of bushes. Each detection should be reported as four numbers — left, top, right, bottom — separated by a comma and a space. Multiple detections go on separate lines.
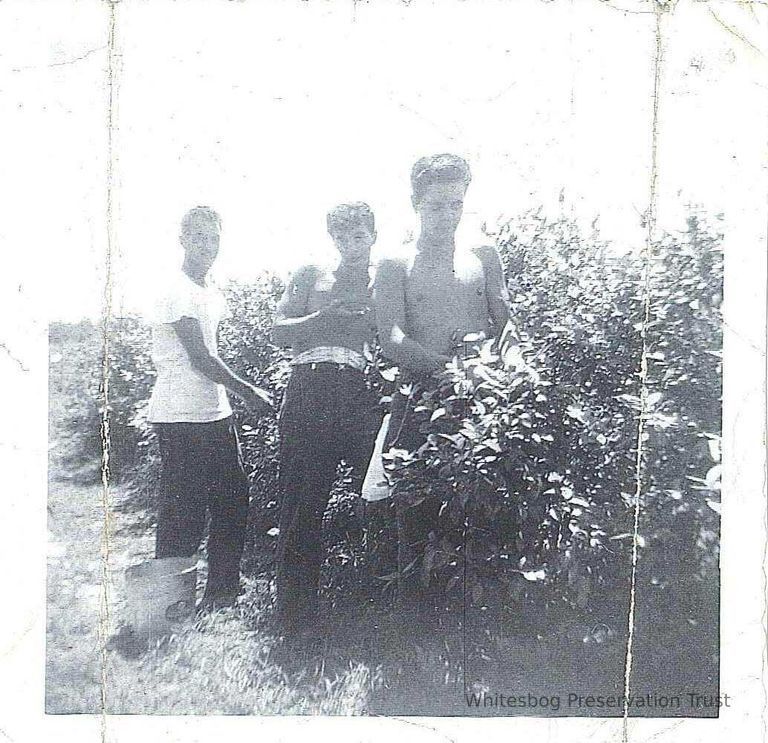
47, 207, 721, 716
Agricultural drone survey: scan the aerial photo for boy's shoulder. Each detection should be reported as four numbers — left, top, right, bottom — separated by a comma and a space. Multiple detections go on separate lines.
150, 273, 197, 326
469, 243, 500, 260
153, 271, 192, 306
289, 262, 325, 285
469, 243, 503, 272
160, 270, 214, 298
375, 243, 416, 276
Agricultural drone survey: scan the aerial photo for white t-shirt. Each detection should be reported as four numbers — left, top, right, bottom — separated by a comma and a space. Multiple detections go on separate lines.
147, 272, 233, 423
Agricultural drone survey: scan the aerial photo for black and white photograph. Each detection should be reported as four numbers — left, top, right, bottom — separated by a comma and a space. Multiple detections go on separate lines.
1, 0, 766, 740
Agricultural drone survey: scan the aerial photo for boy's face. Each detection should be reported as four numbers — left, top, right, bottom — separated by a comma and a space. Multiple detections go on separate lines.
181, 216, 220, 276
331, 224, 376, 266
413, 180, 467, 240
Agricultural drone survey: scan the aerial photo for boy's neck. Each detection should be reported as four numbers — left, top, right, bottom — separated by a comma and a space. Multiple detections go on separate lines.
417, 230, 456, 260
182, 263, 208, 287
334, 256, 369, 276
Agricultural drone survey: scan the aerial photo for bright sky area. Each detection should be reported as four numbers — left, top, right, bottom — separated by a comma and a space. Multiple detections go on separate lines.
2, 0, 766, 321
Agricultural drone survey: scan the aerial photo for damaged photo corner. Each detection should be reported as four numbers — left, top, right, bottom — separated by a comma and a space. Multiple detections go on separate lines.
1, 0, 766, 742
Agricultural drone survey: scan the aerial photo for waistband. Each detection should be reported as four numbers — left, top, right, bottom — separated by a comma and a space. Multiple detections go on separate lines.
290, 346, 366, 372
289, 361, 366, 376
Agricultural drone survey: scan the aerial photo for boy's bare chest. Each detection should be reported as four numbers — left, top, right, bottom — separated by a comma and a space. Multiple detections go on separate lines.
305, 269, 372, 313
404, 253, 486, 316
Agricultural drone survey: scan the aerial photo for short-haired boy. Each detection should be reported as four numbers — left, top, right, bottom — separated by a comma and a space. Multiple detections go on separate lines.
147, 206, 272, 611
271, 202, 382, 635
374, 155, 512, 614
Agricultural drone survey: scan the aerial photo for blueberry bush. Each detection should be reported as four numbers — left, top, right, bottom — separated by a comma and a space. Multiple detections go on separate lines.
76, 207, 721, 618
384, 208, 722, 616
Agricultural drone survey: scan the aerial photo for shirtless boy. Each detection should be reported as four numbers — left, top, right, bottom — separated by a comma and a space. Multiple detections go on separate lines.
272, 202, 381, 634
373, 154, 511, 610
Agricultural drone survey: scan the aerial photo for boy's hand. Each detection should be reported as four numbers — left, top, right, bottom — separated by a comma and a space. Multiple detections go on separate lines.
451, 329, 487, 349
241, 385, 274, 417
318, 299, 370, 318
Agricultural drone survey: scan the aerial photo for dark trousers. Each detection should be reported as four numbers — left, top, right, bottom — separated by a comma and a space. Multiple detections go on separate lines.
275, 363, 381, 626
154, 416, 249, 599
385, 380, 441, 610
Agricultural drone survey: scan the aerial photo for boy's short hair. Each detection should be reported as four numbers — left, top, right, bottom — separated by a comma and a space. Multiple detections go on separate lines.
410, 154, 471, 203
181, 206, 222, 234
326, 202, 375, 236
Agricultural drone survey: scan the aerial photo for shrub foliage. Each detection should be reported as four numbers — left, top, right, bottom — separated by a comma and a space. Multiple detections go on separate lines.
385, 209, 722, 612
91, 208, 722, 612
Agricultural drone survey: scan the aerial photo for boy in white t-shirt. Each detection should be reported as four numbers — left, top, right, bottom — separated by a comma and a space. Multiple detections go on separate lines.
148, 206, 272, 611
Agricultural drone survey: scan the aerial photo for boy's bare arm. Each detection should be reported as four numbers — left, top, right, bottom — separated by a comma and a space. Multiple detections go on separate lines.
373, 258, 450, 374
476, 245, 512, 340
271, 265, 366, 347
172, 317, 273, 415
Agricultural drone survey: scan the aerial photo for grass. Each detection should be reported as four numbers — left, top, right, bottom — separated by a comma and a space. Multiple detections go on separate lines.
46, 322, 379, 715
46, 322, 719, 717
105, 584, 377, 716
